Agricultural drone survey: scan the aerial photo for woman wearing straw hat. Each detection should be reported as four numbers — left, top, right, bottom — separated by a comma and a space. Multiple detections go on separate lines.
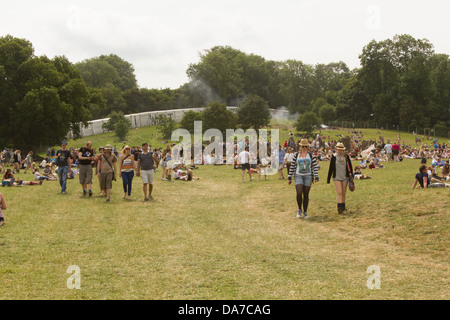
288, 139, 320, 219
327, 142, 353, 214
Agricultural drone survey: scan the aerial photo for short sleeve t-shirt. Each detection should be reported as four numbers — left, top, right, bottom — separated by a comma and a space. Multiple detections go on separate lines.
296, 154, 311, 176
239, 151, 250, 164
78, 147, 94, 165
284, 153, 294, 164
415, 172, 430, 188
385, 144, 392, 153
139, 152, 155, 170
100, 154, 117, 174
56, 149, 73, 167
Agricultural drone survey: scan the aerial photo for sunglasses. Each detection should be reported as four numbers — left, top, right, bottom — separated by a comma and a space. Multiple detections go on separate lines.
302, 146, 308, 148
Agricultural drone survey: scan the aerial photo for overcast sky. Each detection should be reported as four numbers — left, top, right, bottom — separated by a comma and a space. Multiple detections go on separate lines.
1, 0, 449, 89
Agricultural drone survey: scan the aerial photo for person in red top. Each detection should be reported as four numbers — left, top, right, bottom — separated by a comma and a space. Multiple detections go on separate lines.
392, 143, 400, 161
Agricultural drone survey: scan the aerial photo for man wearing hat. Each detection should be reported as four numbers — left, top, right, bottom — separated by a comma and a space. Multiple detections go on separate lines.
56, 141, 73, 194
327, 142, 353, 214
97, 144, 117, 202
78, 141, 95, 197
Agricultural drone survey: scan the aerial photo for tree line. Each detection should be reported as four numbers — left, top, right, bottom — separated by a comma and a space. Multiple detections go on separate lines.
1, 33, 449, 150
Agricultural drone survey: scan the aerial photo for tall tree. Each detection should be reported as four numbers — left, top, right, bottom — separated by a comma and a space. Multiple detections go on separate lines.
0, 36, 90, 150
237, 94, 271, 130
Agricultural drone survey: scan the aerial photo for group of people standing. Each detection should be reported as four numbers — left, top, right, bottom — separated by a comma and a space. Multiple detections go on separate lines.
54, 140, 158, 202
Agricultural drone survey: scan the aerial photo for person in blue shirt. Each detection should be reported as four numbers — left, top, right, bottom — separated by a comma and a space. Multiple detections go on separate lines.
278, 145, 286, 180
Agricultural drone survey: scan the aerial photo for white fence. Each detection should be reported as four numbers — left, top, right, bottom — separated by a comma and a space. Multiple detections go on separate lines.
68, 107, 290, 139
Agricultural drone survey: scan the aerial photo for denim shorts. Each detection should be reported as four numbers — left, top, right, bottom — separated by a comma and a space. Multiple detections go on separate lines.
294, 174, 312, 186
333, 178, 349, 182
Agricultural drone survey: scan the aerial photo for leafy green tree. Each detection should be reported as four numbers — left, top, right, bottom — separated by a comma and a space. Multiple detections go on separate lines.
279, 60, 315, 113
0, 36, 90, 150
187, 46, 244, 104
336, 75, 372, 121
102, 111, 132, 140
202, 101, 238, 135
115, 117, 131, 141
179, 110, 203, 133
295, 111, 322, 135
237, 94, 271, 130
156, 114, 178, 140
319, 104, 336, 123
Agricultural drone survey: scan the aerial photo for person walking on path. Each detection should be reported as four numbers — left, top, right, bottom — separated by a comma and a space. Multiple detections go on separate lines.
238, 146, 253, 182
78, 141, 95, 197
136, 142, 159, 201
24, 151, 34, 174
119, 145, 137, 200
288, 139, 320, 219
327, 142, 353, 214
98, 144, 117, 202
0, 192, 6, 226
56, 141, 73, 194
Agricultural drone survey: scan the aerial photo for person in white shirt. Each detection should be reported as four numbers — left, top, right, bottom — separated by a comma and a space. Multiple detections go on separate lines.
283, 148, 295, 178
384, 141, 393, 161
238, 146, 252, 182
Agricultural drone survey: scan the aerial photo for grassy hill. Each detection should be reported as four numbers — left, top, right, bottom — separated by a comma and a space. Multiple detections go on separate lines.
1, 121, 448, 299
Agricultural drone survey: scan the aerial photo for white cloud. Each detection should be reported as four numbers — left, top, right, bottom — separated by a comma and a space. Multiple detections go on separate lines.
0, 0, 449, 89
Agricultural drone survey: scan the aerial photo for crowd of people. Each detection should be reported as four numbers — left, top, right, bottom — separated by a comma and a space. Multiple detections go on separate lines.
0, 130, 448, 226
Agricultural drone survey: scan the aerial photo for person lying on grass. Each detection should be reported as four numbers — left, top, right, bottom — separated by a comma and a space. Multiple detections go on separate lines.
354, 166, 371, 180
7, 177, 43, 186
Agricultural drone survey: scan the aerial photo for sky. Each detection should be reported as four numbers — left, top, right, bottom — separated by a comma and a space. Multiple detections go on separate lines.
1, 0, 449, 89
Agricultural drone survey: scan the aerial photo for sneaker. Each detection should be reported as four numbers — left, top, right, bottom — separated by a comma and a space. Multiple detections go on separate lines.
61, 191, 66, 194
0, 218, 4, 226
106, 199, 110, 202
39, 180, 43, 185
303, 212, 309, 219
297, 210, 303, 219
83, 190, 87, 197
89, 190, 93, 197
144, 198, 150, 202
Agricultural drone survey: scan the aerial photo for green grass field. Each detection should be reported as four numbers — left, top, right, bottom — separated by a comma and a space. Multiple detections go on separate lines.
0, 150, 448, 299
1, 123, 449, 299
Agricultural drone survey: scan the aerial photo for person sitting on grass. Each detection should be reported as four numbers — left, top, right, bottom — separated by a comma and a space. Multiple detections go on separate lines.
359, 158, 367, 169
180, 168, 199, 181
2, 169, 15, 186
427, 165, 445, 183
441, 161, 449, 180
34, 168, 55, 181
43, 164, 57, 179
412, 164, 450, 189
